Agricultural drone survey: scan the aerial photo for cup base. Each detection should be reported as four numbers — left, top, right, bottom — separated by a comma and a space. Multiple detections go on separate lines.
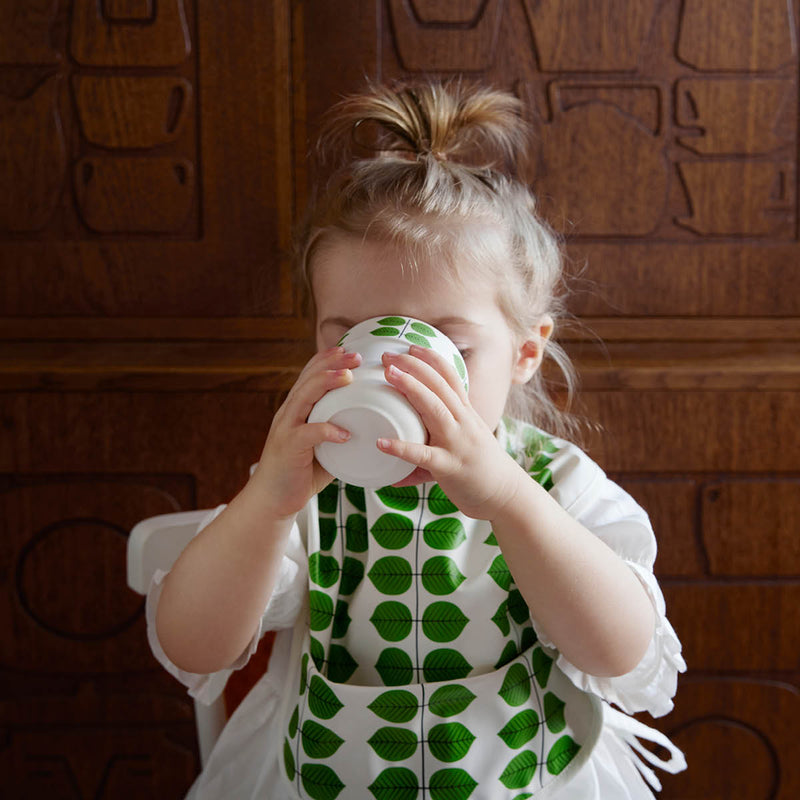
314, 406, 415, 488
309, 383, 426, 488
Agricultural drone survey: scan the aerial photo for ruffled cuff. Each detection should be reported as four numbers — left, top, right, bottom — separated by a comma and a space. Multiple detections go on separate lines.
538, 562, 686, 718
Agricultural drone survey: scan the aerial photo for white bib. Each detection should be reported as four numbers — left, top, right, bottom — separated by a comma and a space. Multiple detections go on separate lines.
282, 433, 604, 799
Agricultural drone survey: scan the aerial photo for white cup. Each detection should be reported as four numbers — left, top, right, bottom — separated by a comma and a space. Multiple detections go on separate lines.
307, 316, 469, 488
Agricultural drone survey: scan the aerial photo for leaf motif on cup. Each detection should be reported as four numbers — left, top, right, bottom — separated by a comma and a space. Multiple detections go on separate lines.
404, 332, 432, 347
410, 321, 437, 337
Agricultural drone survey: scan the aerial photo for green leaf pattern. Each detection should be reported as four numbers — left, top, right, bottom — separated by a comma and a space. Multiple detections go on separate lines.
309, 590, 334, 632
427, 722, 476, 762
427, 484, 459, 515
301, 763, 346, 800
497, 710, 540, 749
498, 663, 531, 707
421, 556, 466, 595
376, 485, 419, 512
423, 517, 466, 550
421, 602, 469, 643
301, 719, 345, 759
368, 556, 413, 595
326, 644, 358, 683
368, 767, 418, 800
364, 316, 469, 392
368, 689, 419, 723
307, 675, 344, 720
370, 600, 413, 642
309, 552, 339, 588
428, 685, 477, 718
289, 421, 595, 797
547, 735, 581, 776
429, 768, 478, 800
544, 692, 566, 734
499, 751, 539, 790
375, 647, 414, 686
370, 513, 414, 549
367, 727, 419, 761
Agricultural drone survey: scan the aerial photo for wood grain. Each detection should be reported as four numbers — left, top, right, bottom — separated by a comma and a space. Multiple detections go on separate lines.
1, 0, 799, 796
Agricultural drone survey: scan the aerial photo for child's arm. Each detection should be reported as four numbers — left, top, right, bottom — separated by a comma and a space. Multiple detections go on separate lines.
379, 346, 654, 679
154, 347, 360, 675
486, 472, 655, 678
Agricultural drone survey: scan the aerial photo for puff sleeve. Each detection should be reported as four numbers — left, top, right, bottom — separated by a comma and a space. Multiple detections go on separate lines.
145, 504, 308, 704
529, 440, 687, 718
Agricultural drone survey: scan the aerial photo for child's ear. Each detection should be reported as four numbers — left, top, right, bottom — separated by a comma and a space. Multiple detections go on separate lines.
512, 315, 554, 384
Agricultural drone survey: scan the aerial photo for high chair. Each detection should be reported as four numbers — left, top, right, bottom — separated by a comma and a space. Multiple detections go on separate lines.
127, 510, 229, 767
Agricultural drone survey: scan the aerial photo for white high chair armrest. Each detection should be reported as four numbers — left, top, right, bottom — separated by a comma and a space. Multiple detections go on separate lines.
127, 510, 211, 594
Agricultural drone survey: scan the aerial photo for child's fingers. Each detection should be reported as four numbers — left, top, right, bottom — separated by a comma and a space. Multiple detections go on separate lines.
377, 436, 453, 476
406, 345, 469, 402
383, 361, 458, 436
291, 367, 353, 425
297, 348, 359, 384
298, 420, 351, 451
382, 348, 466, 415
286, 349, 361, 424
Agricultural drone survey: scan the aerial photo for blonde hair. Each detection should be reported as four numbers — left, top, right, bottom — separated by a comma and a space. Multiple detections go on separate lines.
296, 80, 579, 438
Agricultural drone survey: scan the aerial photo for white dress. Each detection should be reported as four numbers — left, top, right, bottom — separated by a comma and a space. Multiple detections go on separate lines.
147, 419, 687, 799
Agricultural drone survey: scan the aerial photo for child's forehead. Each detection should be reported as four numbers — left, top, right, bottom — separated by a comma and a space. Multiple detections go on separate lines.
312, 231, 501, 289
311, 246, 506, 334
313, 245, 476, 308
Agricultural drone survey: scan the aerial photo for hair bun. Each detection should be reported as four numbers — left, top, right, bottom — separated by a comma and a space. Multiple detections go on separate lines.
320, 80, 530, 174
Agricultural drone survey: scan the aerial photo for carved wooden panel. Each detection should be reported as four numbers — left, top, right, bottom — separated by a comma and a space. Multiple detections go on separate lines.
656, 678, 799, 799
0, 390, 287, 797
0, 472, 199, 797
0, 2, 798, 798
372, 0, 800, 317
583, 388, 799, 798
0, 0, 296, 319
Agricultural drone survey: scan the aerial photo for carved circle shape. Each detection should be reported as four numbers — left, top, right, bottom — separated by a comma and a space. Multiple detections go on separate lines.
16, 518, 143, 641
666, 716, 778, 799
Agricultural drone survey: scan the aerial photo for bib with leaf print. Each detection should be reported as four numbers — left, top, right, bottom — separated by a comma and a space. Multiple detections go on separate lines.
283, 419, 603, 799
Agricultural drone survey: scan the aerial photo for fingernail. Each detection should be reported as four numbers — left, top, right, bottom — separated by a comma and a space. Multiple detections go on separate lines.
338, 429, 351, 441
377, 438, 390, 449
387, 364, 402, 378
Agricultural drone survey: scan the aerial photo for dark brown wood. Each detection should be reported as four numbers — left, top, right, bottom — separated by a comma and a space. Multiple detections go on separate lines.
1, 1, 798, 797
655, 678, 799, 800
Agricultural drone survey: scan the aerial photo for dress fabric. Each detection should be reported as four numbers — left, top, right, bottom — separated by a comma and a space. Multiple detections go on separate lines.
146, 418, 687, 799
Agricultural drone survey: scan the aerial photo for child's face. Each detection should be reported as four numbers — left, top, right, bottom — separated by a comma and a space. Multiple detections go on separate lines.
311, 234, 547, 435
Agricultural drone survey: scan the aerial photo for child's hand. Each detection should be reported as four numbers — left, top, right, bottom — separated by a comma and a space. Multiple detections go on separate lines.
251, 347, 361, 520
378, 346, 522, 520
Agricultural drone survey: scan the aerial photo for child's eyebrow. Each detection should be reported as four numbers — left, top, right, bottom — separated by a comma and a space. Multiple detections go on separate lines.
432, 316, 482, 329
319, 316, 356, 330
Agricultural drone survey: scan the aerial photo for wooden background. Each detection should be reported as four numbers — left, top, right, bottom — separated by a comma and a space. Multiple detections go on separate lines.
1, 1, 798, 797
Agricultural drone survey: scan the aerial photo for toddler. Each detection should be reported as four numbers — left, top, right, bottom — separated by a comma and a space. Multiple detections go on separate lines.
149, 80, 687, 799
